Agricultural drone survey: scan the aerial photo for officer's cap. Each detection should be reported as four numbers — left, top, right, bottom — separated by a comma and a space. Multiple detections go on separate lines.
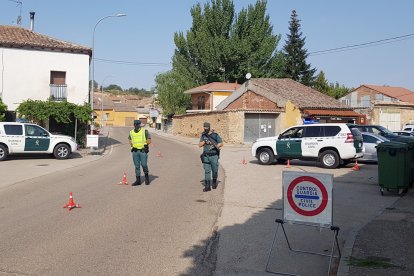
134, 120, 141, 125
203, 122, 210, 128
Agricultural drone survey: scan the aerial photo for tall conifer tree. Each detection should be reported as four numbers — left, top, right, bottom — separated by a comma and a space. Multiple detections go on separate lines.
282, 10, 316, 86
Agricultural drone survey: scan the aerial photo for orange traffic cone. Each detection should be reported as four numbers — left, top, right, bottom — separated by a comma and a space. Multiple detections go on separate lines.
63, 192, 81, 211
118, 172, 128, 185
156, 151, 163, 157
242, 156, 247, 165
286, 159, 291, 168
352, 160, 360, 171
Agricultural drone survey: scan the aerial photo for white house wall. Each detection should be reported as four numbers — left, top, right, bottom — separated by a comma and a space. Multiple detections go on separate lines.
0, 47, 89, 111
213, 95, 229, 110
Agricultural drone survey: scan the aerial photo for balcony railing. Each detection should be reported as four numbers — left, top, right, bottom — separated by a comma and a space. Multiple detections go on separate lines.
50, 84, 67, 101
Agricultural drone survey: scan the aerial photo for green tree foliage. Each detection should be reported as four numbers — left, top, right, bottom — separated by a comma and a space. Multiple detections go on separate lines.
282, 10, 316, 86
313, 71, 329, 94
0, 97, 7, 122
155, 70, 193, 116
328, 82, 352, 99
125, 87, 154, 97
104, 84, 123, 91
156, 0, 283, 115
16, 100, 92, 125
312, 71, 352, 99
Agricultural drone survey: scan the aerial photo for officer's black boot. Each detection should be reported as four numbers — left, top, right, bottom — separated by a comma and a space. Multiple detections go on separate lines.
132, 176, 141, 186
203, 180, 211, 192
144, 173, 150, 185
212, 178, 217, 189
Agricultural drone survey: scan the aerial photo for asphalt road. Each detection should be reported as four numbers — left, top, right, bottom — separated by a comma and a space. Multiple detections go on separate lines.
0, 127, 224, 276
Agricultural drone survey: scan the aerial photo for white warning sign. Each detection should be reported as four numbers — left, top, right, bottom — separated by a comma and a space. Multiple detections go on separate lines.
283, 171, 333, 226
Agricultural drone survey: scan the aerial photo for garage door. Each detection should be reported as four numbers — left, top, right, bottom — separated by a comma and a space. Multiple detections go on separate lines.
379, 112, 400, 131
244, 113, 277, 143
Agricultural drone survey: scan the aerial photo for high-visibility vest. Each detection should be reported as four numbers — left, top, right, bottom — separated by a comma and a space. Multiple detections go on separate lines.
130, 129, 146, 149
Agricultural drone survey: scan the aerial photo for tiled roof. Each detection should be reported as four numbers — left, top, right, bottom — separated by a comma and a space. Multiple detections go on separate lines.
216, 78, 350, 110
361, 85, 414, 104
373, 100, 414, 107
0, 25, 91, 55
113, 103, 137, 112
184, 82, 240, 94
303, 109, 363, 117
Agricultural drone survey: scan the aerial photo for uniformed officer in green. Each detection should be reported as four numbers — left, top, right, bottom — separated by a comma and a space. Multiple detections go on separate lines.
199, 122, 223, 192
129, 120, 151, 186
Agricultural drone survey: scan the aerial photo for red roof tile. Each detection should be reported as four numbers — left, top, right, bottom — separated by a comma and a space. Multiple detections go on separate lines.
0, 25, 91, 55
303, 109, 363, 117
362, 85, 414, 104
184, 82, 240, 94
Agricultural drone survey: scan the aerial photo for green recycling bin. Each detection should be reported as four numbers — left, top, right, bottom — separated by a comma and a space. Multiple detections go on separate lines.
393, 136, 414, 185
376, 141, 410, 195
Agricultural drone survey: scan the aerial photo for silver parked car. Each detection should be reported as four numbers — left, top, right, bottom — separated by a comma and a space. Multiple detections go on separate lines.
360, 132, 389, 162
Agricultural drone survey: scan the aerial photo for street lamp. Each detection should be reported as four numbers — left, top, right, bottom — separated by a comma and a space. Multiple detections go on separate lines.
90, 13, 126, 134
99, 75, 113, 128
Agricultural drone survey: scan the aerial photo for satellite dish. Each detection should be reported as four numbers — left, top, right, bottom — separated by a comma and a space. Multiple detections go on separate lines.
245, 73, 252, 80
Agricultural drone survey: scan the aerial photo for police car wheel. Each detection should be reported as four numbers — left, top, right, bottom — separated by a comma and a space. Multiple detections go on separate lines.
319, 150, 340, 169
0, 145, 8, 161
53, 144, 71, 160
258, 148, 274, 165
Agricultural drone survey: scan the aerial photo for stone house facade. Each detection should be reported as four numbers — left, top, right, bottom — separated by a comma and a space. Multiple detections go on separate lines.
184, 82, 240, 112
339, 85, 414, 130
174, 78, 362, 144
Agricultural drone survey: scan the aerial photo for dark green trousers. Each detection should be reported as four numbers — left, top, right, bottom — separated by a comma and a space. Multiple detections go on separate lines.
203, 154, 219, 183
132, 151, 148, 177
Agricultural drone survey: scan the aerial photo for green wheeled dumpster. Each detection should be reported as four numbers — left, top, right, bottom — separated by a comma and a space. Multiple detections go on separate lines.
376, 141, 410, 195
393, 136, 414, 186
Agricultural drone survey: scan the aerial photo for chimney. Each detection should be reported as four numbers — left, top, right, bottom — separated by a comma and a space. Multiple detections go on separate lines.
29, 12, 35, 31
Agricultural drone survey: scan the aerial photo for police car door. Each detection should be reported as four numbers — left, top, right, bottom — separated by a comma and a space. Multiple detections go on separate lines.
301, 125, 324, 157
24, 124, 50, 152
2, 124, 25, 153
276, 126, 303, 159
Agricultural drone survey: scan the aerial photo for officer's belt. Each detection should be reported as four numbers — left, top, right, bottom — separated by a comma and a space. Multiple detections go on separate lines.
204, 152, 218, 156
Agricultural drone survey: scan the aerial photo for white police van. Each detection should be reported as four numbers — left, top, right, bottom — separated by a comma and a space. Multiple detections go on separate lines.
251, 123, 363, 169
0, 122, 78, 161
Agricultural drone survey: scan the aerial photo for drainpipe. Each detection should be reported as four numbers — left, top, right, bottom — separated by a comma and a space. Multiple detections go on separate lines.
29, 12, 35, 31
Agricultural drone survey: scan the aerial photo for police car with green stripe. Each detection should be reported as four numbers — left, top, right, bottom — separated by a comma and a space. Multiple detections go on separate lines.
0, 122, 78, 161
251, 123, 363, 169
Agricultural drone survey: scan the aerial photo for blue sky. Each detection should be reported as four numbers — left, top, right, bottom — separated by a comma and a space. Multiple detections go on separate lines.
1, 0, 413, 91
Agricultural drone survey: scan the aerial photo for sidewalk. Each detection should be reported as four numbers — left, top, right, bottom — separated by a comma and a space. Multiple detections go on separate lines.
0, 128, 110, 190
149, 128, 414, 275
348, 189, 414, 276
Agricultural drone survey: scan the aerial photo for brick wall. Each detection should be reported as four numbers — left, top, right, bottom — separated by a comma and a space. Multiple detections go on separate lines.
190, 93, 211, 110
354, 86, 378, 102
226, 91, 278, 110
173, 111, 245, 143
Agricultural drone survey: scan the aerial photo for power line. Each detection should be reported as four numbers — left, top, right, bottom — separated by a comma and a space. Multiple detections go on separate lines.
95, 58, 170, 67
309, 33, 414, 56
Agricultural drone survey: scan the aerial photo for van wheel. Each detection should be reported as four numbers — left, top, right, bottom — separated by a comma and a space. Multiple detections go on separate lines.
319, 150, 340, 169
54, 144, 71, 160
257, 148, 274, 165
0, 145, 8, 161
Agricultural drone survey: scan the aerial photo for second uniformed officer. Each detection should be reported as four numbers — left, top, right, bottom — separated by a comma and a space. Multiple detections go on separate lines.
199, 122, 223, 192
129, 120, 151, 186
